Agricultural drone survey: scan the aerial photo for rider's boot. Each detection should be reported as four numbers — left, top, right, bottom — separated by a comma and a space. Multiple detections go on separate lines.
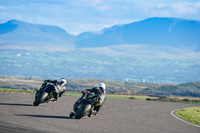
88, 111, 92, 117
93, 110, 98, 116
69, 111, 75, 117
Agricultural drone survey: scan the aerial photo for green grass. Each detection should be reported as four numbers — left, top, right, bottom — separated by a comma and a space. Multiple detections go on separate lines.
65, 92, 158, 100
0, 88, 36, 93
0, 88, 199, 104
107, 94, 157, 100
175, 107, 200, 126
65, 92, 81, 97
0, 89, 156, 100
107, 94, 132, 100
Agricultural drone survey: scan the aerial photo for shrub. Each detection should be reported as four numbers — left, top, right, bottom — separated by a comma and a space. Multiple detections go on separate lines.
128, 97, 135, 100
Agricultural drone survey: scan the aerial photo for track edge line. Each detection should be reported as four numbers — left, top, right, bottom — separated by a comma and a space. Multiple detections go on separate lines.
171, 109, 200, 128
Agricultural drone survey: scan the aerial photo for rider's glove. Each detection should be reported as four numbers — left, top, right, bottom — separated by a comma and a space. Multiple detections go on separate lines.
82, 90, 87, 94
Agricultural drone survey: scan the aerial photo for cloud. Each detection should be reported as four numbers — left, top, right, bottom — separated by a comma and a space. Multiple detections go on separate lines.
69, 0, 103, 8
0, 0, 200, 35
70, 0, 110, 12
142, 1, 200, 19
0, 6, 6, 9
171, 2, 200, 14
97, 5, 110, 11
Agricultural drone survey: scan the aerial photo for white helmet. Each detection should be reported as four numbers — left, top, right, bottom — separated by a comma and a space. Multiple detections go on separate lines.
60, 78, 67, 84
98, 82, 106, 92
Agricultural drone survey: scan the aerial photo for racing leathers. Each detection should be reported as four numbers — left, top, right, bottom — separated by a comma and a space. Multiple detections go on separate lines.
38, 79, 67, 101
83, 87, 107, 113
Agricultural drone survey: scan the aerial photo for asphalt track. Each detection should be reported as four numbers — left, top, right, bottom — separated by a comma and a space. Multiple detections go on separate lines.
0, 92, 199, 133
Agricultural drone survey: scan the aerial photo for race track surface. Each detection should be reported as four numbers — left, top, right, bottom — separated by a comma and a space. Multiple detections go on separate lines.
0, 92, 199, 133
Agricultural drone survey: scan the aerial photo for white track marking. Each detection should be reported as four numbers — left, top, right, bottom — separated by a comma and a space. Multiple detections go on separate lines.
171, 109, 200, 128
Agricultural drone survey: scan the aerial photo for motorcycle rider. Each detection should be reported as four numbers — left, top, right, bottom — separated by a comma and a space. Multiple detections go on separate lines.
37, 78, 67, 102
82, 82, 107, 116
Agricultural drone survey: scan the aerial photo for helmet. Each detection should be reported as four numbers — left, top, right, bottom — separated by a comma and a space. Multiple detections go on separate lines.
60, 78, 67, 84
98, 82, 106, 91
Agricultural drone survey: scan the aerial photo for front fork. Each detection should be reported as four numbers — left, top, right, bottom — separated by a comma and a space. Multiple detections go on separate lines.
88, 105, 94, 117
46, 95, 51, 103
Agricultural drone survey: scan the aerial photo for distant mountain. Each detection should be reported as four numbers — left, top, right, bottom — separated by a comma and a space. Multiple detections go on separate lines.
0, 20, 76, 52
1, 18, 199, 51
0, 18, 200, 83
76, 17, 200, 50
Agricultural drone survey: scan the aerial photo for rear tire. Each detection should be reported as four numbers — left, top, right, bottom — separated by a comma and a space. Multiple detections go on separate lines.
74, 104, 91, 119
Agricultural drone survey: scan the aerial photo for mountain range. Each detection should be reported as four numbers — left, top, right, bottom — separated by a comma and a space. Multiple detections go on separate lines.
0, 17, 200, 83
0, 17, 200, 51
76, 18, 200, 50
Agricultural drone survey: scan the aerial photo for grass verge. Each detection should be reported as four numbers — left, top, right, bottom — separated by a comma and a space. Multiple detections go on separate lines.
175, 107, 200, 126
1, 88, 200, 104
0, 88, 36, 93
106, 94, 157, 100
0, 89, 156, 100
65, 92, 158, 100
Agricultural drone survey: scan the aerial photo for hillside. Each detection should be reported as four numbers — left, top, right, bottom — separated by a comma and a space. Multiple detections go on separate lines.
0, 76, 200, 97
138, 82, 200, 97
76, 18, 200, 50
0, 20, 76, 52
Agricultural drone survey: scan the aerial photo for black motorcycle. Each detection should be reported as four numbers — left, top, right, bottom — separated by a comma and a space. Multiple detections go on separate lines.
69, 92, 100, 119
33, 83, 56, 106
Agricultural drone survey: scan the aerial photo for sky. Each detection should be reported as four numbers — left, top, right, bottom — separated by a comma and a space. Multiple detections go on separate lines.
0, 0, 200, 35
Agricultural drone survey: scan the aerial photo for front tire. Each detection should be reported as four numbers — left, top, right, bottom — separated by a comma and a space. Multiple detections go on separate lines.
74, 104, 91, 119
33, 93, 42, 106
33, 92, 48, 106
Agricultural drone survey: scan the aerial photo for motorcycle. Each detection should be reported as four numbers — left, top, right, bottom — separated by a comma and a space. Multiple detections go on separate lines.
69, 92, 100, 119
33, 83, 56, 106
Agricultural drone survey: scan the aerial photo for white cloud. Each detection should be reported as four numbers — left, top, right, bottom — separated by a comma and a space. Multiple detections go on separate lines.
97, 5, 110, 11
157, 4, 166, 8
0, 6, 6, 9
171, 2, 200, 14
1, 0, 200, 35
142, 1, 200, 19
70, 0, 103, 7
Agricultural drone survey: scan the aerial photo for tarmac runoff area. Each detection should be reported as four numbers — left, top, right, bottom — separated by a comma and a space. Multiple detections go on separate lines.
0, 92, 199, 133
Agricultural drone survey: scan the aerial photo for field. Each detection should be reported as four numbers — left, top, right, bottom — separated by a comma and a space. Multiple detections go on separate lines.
0, 76, 200, 97
1, 49, 200, 83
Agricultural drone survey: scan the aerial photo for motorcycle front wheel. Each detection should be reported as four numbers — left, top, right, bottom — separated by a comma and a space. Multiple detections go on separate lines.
33, 92, 48, 106
74, 104, 91, 119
